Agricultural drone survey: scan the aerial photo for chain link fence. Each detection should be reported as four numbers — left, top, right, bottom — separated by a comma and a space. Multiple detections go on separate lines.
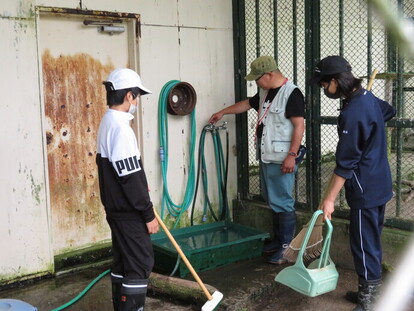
245, 0, 308, 202
238, 0, 414, 229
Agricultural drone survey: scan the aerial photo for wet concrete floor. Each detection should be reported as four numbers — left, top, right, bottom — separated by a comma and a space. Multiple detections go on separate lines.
0, 255, 369, 311
0, 263, 194, 311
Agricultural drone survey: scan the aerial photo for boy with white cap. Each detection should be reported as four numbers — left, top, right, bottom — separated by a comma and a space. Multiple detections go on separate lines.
96, 68, 159, 311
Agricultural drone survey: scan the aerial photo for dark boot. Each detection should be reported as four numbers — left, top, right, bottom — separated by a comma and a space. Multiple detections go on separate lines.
111, 273, 123, 311
345, 290, 358, 304
120, 278, 148, 311
263, 211, 280, 254
352, 278, 381, 311
268, 211, 296, 265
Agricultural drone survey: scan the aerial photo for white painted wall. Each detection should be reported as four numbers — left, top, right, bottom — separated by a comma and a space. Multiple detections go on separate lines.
0, 0, 236, 283
0, 2, 53, 283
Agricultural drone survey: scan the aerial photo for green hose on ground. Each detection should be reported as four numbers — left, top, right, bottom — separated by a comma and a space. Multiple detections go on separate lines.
158, 80, 197, 228
51, 269, 110, 311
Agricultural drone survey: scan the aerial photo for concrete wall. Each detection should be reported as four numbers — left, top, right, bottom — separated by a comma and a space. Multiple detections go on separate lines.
0, 0, 236, 284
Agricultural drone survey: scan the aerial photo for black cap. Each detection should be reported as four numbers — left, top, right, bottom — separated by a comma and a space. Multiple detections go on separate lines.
308, 55, 352, 85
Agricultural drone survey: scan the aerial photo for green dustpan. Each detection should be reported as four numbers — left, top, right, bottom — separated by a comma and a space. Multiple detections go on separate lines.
275, 210, 339, 297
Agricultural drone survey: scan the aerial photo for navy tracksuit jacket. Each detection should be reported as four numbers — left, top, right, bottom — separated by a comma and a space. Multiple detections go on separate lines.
334, 88, 396, 281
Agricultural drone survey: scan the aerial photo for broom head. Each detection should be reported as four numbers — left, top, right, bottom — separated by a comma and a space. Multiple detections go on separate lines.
283, 214, 324, 262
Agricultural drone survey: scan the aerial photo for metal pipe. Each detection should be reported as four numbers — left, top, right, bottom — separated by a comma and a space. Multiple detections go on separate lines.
367, 4, 373, 77
273, 0, 278, 60
98, 25, 125, 33
339, 0, 344, 56
255, 0, 260, 56
293, 0, 298, 84
395, 0, 405, 217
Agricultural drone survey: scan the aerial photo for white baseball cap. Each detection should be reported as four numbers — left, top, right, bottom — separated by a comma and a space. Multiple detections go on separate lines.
105, 68, 152, 94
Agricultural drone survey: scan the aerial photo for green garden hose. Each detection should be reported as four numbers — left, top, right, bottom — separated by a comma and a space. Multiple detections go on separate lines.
191, 123, 229, 226
158, 80, 197, 228
51, 269, 110, 311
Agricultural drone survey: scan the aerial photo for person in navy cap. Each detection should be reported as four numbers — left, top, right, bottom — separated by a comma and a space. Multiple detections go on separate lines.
309, 56, 396, 311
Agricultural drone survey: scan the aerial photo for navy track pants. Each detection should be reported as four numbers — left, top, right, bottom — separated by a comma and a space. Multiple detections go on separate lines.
349, 205, 385, 281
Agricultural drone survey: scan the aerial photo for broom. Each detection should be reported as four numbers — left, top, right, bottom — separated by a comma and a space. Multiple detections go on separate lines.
283, 68, 378, 262
153, 209, 223, 311
282, 176, 333, 262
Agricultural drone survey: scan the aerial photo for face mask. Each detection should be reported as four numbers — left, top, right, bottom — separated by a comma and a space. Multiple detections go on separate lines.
323, 81, 341, 99
128, 102, 137, 114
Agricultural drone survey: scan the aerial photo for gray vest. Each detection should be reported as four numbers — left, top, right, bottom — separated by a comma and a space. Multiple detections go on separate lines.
258, 80, 297, 164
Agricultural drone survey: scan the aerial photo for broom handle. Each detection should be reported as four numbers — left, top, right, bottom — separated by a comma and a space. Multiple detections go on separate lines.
153, 209, 213, 301
367, 68, 378, 91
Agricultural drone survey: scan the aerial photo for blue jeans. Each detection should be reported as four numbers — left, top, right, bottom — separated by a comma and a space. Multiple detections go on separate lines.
260, 162, 296, 213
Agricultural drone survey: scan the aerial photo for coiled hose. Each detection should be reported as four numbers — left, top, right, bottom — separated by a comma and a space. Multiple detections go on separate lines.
158, 80, 196, 228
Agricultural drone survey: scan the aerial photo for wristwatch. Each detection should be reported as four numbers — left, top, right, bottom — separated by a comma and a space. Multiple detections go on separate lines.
288, 151, 297, 157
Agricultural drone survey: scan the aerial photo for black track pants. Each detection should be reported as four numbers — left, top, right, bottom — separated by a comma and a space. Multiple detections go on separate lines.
108, 217, 154, 279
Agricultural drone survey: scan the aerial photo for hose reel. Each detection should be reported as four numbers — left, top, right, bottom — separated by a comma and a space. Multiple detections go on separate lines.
167, 82, 197, 115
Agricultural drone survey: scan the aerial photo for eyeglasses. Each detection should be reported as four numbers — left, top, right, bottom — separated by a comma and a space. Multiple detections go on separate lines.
255, 73, 265, 81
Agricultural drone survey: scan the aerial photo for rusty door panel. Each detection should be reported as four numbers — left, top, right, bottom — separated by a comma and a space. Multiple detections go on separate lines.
39, 10, 133, 255
43, 49, 113, 253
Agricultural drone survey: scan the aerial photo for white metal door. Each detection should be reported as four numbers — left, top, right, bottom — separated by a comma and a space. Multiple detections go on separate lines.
39, 11, 138, 255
